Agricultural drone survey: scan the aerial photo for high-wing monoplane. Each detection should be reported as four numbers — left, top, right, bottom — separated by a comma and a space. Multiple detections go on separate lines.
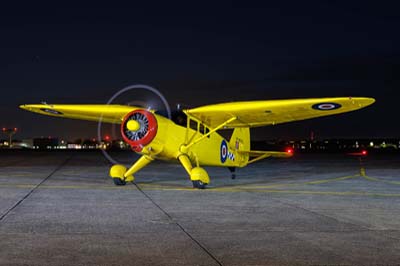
20, 93, 375, 189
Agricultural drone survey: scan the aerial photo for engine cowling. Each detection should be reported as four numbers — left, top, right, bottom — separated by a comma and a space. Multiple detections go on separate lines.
121, 110, 158, 152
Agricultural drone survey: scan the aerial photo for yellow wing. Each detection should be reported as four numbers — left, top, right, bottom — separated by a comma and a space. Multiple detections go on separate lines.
184, 97, 375, 128
19, 104, 140, 124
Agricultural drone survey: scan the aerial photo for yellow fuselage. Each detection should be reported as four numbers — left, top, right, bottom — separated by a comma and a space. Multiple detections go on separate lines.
139, 114, 247, 168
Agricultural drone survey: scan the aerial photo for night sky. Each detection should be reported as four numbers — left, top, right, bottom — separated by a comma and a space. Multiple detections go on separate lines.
1, 2, 399, 141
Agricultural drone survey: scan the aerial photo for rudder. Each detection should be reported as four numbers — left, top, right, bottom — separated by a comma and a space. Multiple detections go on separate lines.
229, 127, 250, 166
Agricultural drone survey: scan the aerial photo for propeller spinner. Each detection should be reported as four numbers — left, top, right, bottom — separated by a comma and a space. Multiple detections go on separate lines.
121, 109, 158, 152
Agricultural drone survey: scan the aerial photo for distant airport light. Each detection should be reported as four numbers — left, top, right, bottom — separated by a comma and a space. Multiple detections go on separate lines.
1, 127, 18, 148
105, 135, 110, 141
347, 150, 368, 156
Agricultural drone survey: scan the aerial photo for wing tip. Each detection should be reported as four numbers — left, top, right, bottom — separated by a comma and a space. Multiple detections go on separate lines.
356, 97, 375, 107
19, 104, 42, 112
19, 104, 30, 111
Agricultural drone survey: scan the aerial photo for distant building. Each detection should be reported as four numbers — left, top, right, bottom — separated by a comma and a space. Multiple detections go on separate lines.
252, 138, 400, 153
20, 139, 33, 149
33, 138, 59, 150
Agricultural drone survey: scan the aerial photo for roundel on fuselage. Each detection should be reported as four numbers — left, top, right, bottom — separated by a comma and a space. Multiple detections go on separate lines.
220, 140, 228, 163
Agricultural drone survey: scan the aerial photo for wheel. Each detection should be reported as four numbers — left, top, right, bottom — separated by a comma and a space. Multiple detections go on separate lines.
192, 180, 207, 189
113, 178, 126, 186
228, 167, 236, 180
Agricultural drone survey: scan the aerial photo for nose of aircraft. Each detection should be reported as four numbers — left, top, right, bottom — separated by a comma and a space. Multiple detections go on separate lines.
126, 119, 141, 131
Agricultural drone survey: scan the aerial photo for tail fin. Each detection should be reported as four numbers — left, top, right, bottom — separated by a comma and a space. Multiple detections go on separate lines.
229, 128, 250, 166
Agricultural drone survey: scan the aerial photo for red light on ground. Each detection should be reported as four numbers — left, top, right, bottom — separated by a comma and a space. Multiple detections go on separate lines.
2, 128, 5, 131
105, 135, 110, 141
286, 148, 294, 154
347, 150, 368, 156
14, 128, 18, 131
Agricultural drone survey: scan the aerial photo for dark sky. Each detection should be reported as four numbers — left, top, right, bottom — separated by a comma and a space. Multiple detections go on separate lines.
1, 2, 399, 141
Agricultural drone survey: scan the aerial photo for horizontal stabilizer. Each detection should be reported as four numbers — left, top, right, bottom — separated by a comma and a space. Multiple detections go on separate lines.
238, 150, 293, 164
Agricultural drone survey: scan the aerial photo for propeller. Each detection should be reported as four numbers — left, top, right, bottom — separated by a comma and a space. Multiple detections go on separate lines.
121, 109, 158, 152
97, 84, 171, 165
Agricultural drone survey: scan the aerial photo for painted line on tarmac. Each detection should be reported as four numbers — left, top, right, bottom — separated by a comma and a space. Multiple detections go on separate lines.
214, 174, 360, 190
0, 182, 190, 191
0, 183, 129, 190
0, 155, 74, 222
303, 174, 359, 184
0, 173, 376, 191
1, 172, 399, 199
139, 186, 400, 197
132, 183, 223, 266
362, 175, 400, 186
2, 182, 400, 198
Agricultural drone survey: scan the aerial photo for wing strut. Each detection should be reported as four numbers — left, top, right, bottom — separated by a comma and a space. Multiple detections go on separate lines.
184, 116, 237, 149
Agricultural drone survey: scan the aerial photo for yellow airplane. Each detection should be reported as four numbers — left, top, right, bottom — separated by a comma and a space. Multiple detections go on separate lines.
20, 96, 375, 189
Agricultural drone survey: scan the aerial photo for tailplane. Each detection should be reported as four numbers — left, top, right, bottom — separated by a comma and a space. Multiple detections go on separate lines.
229, 127, 293, 166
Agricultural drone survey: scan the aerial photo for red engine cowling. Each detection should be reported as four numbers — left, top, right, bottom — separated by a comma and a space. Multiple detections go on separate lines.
120, 110, 158, 152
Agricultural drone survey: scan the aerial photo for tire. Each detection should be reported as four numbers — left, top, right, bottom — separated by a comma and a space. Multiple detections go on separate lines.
192, 180, 206, 189
113, 178, 126, 186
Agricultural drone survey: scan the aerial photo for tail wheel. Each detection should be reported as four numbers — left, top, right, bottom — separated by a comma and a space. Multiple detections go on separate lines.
121, 110, 157, 152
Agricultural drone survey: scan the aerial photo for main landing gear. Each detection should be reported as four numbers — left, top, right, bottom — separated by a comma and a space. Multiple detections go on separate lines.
190, 166, 210, 189
109, 155, 153, 186
109, 164, 132, 186
109, 154, 211, 190
178, 154, 210, 189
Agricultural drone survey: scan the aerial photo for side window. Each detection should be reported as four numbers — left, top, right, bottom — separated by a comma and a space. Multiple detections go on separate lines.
205, 126, 210, 138
199, 124, 210, 138
188, 119, 211, 138
199, 124, 205, 134
171, 111, 187, 126
189, 120, 198, 131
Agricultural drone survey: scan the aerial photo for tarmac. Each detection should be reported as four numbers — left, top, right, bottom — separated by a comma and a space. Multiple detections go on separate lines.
0, 150, 400, 266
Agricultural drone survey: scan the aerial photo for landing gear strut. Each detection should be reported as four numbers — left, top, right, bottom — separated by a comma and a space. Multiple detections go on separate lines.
109, 155, 153, 186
